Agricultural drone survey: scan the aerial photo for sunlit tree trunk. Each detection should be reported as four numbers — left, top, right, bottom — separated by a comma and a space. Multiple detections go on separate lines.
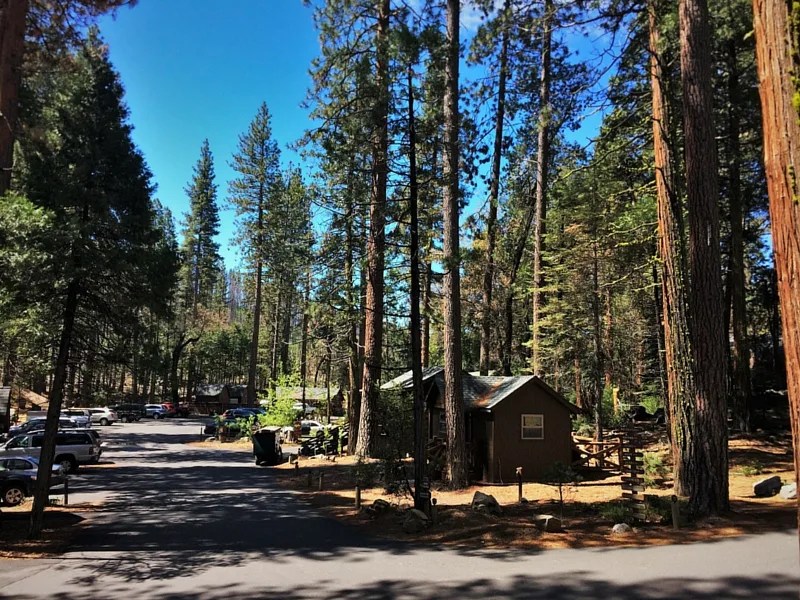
480, 0, 510, 376
679, 0, 729, 514
356, 0, 389, 457
752, 0, 800, 542
442, 0, 467, 487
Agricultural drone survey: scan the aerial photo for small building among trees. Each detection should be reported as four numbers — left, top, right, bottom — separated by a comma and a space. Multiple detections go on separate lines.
383, 367, 582, 483
194, 384, 232, 414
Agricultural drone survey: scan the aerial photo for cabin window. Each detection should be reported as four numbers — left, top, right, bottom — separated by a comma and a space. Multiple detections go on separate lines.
521, 414, 544, 440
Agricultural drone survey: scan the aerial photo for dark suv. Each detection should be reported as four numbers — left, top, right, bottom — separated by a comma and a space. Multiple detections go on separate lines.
109, 404, 146, 422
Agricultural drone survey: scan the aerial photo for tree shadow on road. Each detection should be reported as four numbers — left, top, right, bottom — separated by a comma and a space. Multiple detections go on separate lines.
53, 426, 798, 588
2, 572, 799, 599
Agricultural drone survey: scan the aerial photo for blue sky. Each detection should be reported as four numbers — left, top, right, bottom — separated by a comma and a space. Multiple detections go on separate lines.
99, 1, 319, 269
98, 1, 609, 270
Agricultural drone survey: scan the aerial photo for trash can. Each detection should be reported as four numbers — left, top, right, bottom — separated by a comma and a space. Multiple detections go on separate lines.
252, 427, 283, 466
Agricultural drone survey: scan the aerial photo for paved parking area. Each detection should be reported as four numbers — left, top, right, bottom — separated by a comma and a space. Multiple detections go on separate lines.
0, 418, 797, 599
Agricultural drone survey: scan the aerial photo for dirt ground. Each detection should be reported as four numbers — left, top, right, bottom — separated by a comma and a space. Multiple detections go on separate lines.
268, 433, 797, 550
0, 505, 88, 559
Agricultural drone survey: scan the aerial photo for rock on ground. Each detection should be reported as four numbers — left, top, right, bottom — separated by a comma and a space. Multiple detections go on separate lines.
533, 514, 562, 533
471, 491, 503, 516
753, 476, 782, 498
611, 523, 633, 534
780, 483, 797, 500
403, 508, 429, 534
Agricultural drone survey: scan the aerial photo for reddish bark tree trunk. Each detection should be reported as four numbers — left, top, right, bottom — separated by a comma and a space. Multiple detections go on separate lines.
355, 0, 389, 457
752, 0, 800, 543
649, 0, 697, 495
480, 0, 510, 376
442, 0, 467, 487
531, 0, 553, 377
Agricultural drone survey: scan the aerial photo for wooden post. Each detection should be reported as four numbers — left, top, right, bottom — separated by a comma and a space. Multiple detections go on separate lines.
294, 461, 299, 473
318, 472, 324, 491
671, 495, 680, 530
355, 485, 361, 510
64, 475, 69, 506
516, 467, 523, 503
431, 498, 438, 525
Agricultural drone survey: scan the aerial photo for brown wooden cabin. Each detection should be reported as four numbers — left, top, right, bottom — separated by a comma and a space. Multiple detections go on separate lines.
382, 368, 582, 483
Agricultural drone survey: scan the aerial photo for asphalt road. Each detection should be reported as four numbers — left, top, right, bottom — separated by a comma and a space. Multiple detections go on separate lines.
0, 419, 798, 599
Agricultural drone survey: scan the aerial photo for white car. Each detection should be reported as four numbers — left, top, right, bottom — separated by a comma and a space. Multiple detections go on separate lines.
61, 409, 92, 427
86, 408, 117, 426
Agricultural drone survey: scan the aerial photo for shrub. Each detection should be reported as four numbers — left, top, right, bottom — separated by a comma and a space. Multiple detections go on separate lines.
739, 460, 765, 477
643, 452, 669, 487
354, 457, 379, 487
598, 501, 633, 523
544, 461, 581, 519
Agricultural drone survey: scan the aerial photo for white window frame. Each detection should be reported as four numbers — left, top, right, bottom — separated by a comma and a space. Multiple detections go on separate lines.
521, 414, 544, 440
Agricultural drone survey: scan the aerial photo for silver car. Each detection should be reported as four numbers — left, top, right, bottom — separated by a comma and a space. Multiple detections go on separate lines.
0, 430, 100, 473
85, 407, 117, 426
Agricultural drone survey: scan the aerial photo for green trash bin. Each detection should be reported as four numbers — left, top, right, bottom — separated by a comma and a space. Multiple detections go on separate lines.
252, 427, 283, 466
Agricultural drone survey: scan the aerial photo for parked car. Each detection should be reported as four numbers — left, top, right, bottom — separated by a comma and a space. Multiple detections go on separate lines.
77, 407, 117, 426
145, 404, 168, 419
175, 404, 192, 417
0, 430, 100, 473
6, 417, 78, 439
301, 420, 325, 436
61, 409, 92, 427
0, 456, 64, 506
109, 404, 145, 422
221, 408, 258, 420
160, 403, 177, 417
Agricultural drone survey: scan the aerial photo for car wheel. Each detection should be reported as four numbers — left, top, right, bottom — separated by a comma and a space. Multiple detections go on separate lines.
55, 455, 78, 474
3, 485, 26, 507
154, 413, 161, 420
100, 418, 109, 426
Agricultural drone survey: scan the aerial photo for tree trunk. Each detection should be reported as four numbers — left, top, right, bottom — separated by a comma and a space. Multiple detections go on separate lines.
574, 358, 582, 409
300, 270, 310, 414
442, 0, 467, 488
355, 0, 389, 458
408, 64, 427, 509
29, 281, 78, 538
270, 289, 281, 385
281, 292, 292, 376
421, 259, 432, 368
679, 0, 729, 515
592, 238, 604, 442
650, 0, 696, 494
752, 0, 800, 543
531, 0, 553, 377
603, 288, 613, 390
0, 0, 27, 195
2, 337, 16, 387
726, 37, 751, 433
480, 0, 510, 376
248, 197, 264, 408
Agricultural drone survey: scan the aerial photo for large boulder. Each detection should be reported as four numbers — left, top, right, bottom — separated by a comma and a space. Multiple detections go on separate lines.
471, 491, 503, 516
533, 514, 562, 532
780, 483, 797, 500
753, 475, 782, 497
403, 508, 429, 534
611, 523, 633, 535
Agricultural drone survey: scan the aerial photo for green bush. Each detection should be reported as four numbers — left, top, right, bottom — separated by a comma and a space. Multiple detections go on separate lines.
643, 452, 669, 487
640, 395, 662, 416
739, 460, 765, 477
354, 457, 379, 487
598, 501, 633, 522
